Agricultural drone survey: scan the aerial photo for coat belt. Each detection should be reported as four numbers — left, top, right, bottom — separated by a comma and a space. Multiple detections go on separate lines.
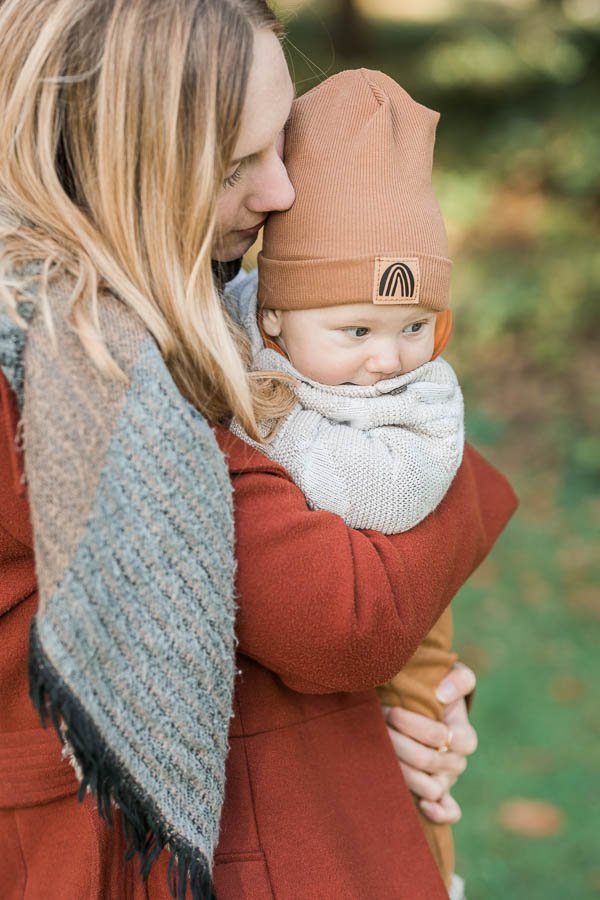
0, 727, 78, 808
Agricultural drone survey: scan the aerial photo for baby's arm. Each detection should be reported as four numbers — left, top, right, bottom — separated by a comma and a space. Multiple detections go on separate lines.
232, 358, 464, 534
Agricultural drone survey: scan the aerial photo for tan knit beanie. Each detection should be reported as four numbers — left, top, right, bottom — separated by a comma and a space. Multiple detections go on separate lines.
257, 68, 452, 312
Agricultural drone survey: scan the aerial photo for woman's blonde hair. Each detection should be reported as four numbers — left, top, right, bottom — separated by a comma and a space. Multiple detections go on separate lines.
0, 0, 293, 437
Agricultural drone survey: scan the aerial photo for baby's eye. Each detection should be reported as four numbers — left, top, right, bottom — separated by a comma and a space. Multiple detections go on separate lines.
345, 326, 369, 338
403, 322, 424, 334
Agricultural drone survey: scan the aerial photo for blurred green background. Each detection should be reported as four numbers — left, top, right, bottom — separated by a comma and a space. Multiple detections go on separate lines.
264, 1, 600, 896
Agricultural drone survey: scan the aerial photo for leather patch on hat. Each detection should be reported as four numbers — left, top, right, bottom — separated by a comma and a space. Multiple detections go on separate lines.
373, 257, 420, 304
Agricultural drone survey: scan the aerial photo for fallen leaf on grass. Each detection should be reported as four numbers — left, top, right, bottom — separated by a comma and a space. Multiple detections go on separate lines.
498, 798, 565, 837
567, 586, 600, 619
550, 674, 584, 704
585, 869, 600, 893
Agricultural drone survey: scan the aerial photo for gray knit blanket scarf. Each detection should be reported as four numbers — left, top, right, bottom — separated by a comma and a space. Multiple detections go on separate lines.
0, 279, 236, 900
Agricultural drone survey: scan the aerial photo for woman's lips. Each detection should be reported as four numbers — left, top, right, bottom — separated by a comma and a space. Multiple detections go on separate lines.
235, 218, 267, 237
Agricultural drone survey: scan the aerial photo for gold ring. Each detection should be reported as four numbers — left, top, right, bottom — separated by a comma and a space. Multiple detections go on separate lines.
439, 729, 453, 753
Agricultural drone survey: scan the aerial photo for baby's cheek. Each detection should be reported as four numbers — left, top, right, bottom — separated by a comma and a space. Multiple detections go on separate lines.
327, 357, 362, 386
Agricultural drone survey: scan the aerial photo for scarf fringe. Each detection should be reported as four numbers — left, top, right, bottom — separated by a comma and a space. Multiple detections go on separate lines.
28, 620, 217, 900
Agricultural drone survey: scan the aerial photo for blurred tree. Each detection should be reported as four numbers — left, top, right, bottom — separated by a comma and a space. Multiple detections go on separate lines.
332, 0, 369, 57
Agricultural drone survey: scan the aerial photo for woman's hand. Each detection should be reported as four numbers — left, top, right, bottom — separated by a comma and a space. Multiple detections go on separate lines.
384, 663, 478, 824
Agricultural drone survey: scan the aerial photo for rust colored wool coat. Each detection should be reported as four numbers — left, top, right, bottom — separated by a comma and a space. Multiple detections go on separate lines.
0, 372, 517, 899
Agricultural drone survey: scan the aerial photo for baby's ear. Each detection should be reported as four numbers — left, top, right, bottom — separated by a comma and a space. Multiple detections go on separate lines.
261, 308, 283, 337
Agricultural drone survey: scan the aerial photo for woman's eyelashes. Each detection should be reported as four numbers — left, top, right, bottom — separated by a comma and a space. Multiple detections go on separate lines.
223, 164, 243, 189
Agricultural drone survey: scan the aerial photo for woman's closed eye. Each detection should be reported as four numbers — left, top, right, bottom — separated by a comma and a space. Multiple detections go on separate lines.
223, 164, 243, 189
344, 326, 370, 338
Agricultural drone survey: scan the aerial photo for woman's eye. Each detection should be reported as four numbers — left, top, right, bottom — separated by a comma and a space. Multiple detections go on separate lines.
345, 326, 369, 338
223, 165, 243, 189
404, 322, 423, 334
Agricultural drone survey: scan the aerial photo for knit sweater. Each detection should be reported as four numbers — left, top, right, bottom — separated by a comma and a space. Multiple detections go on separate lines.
0, 275, 236, 900
228, 269, 464, 534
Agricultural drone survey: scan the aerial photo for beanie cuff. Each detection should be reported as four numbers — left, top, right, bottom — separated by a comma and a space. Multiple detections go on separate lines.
257, 252, 452, 311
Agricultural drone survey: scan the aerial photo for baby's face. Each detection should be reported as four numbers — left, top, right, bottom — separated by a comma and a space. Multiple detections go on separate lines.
262, 302, 437, 386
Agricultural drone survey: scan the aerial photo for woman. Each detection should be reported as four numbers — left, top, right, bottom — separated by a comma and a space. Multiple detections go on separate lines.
0, 1, 516, 898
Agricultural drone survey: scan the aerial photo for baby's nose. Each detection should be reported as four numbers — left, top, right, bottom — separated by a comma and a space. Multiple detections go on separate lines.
365, 343, 403, 376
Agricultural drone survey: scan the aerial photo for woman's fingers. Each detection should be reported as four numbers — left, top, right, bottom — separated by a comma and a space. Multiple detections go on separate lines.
435, 661, 476, 704
398, 761, 454, 802
383, 664, 478, 806
444, 698, 478, 757
385, 705, 451, 750
386, 725, 467, 778
419, 791, 463, 825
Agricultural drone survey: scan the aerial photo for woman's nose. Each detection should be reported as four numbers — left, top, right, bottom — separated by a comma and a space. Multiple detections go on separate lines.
246, 151, 295, 214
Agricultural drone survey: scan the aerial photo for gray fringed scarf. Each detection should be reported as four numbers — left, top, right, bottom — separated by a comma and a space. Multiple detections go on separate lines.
0, 283, 236, 899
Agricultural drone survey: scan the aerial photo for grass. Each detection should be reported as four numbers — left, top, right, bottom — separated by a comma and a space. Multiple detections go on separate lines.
451, 417, 600, 900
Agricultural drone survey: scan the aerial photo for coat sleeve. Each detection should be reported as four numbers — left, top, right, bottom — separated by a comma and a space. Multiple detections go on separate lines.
376, 607, 458, 719
218, 431, 517, 694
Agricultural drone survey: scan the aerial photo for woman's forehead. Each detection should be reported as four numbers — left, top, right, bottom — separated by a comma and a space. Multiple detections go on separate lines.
232, 30, 294, 163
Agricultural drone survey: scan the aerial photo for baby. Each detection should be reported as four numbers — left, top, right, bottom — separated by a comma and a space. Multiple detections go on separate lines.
228, 69, 465, 898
